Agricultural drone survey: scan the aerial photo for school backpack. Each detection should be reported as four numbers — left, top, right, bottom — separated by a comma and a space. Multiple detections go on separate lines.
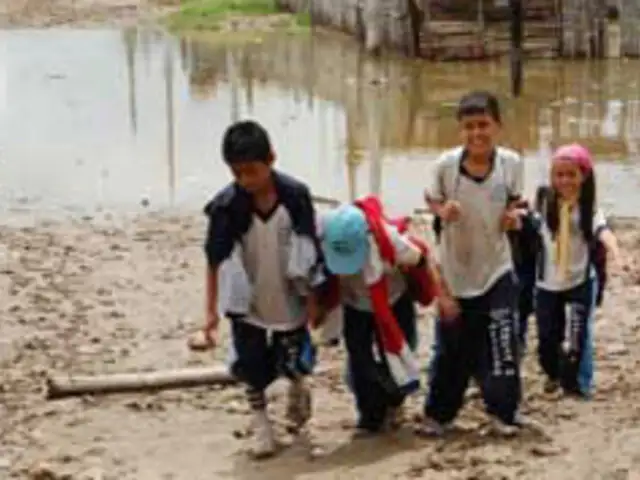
315, 197, 440, 317
353, 196, 439, 308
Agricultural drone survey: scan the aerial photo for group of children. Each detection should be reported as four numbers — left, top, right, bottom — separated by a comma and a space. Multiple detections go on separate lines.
189, 91, 621, 458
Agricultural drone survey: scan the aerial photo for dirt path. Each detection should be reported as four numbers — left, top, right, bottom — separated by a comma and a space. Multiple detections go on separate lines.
1, 212, 640, 479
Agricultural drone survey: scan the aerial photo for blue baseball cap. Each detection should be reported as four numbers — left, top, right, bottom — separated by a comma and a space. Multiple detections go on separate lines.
321, 204, 369, 275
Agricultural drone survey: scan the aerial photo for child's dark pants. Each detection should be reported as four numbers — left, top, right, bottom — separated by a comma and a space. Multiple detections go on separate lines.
425, 272, 522, 425
229, 318, 315, 409
343, 292, 417, 431
535, 277, 596, 397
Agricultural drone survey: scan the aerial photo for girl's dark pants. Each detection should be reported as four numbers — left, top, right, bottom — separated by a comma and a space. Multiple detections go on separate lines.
535, 277, 596, 397
343, 292, 417, 431
425, 272, 522, 425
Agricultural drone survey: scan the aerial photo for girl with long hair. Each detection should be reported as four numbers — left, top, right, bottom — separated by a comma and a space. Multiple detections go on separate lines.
533, 144, 620, 398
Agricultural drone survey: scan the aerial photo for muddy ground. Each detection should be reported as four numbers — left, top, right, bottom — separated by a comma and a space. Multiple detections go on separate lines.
1, 211, 640, 479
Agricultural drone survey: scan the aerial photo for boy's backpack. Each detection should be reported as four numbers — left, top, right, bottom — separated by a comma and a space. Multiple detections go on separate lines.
354, 196, 439, 308
314, 197, 440, 321
534, 186, 607, 307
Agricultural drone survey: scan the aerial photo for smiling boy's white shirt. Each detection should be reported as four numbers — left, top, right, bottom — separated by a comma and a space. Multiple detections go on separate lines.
426, 146, 524, 298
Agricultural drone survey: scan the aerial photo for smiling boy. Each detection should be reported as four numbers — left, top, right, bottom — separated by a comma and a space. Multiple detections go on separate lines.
421, 91, 529, 436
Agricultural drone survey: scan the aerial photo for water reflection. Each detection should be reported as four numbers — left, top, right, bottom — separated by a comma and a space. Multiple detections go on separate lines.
0, 28, 639, 219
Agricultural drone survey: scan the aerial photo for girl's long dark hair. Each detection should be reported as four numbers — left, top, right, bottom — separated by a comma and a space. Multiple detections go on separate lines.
541, 171, 596, 243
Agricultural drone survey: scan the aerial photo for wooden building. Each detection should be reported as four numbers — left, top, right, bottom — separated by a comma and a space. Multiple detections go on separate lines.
277, 0, 640, 60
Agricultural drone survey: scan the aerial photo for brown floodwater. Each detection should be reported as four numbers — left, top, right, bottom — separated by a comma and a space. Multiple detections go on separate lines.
1, 28, 639, 218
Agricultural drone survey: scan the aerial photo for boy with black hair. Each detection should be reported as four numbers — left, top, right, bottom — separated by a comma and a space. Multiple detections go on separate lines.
195, 120, 323, 458
421, 91, 532, 436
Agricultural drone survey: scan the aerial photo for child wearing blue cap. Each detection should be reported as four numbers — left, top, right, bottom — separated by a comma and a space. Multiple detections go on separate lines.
421, 91, 531, 437
320, 197, 445, 434
195, 120, 324, 458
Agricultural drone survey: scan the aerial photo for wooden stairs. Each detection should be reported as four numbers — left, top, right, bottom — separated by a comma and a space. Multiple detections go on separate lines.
419, 0, 560, 61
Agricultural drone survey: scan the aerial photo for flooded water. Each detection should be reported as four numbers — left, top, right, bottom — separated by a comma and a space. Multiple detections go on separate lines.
1, 28, 640, 218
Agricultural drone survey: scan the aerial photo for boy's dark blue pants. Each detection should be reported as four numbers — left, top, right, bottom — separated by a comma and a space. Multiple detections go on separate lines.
425, 272, 522, 425
535, 278, 596, 397
228, 318, 315, 393
343, 292, 417, 431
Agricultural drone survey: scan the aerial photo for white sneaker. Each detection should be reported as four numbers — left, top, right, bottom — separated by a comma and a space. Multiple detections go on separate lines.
251, 411, 277, 459
512, 412, 547, 436
415, 417, 451, 437
487, 416, 519, 437
286, 380, 311, 432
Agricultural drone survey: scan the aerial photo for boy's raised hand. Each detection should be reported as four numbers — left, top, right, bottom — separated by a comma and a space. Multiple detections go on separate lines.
439, 200, 462, 222
500, 207, 527, 231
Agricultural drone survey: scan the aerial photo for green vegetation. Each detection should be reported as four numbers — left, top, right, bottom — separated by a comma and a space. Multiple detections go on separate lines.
165, 0, 310, 32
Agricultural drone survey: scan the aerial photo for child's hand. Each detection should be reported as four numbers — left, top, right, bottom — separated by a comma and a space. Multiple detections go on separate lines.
187, 311, 218, 351
439, 201, 462, 222
501, 208, 526, 231
438, 294, 460, 323
610, 249, 624, 271
306, 295, 320, 329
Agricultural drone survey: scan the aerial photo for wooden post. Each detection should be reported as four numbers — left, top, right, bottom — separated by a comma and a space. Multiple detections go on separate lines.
422, 0, 431, 58
477, 0, 485, 56
509, 0, 523, 97
555, 0, 564, 57
595, 0, 606, 58
164, 38, 176, 205
368, 88, 383, 197
124, 29, 138, 136
227, 50, 240, 123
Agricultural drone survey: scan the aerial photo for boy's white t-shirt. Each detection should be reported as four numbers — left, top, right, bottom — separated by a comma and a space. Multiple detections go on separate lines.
536, 208, 607, 292
425, 146, 524, 299
219, 205, 307, 331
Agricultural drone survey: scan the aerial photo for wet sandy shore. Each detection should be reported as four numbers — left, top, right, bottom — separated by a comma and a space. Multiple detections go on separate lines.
1, 212, 640, 479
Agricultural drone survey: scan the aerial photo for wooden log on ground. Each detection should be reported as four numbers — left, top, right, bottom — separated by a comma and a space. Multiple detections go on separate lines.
46, 365, 236, 400
46, 365, 333, 400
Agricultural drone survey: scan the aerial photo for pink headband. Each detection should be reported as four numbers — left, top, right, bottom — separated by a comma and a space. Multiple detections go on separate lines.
552, 143, 593, 173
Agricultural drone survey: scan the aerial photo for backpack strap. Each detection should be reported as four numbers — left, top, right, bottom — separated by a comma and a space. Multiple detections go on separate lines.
534, 185, 550, 282
585, 225, 605, 296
